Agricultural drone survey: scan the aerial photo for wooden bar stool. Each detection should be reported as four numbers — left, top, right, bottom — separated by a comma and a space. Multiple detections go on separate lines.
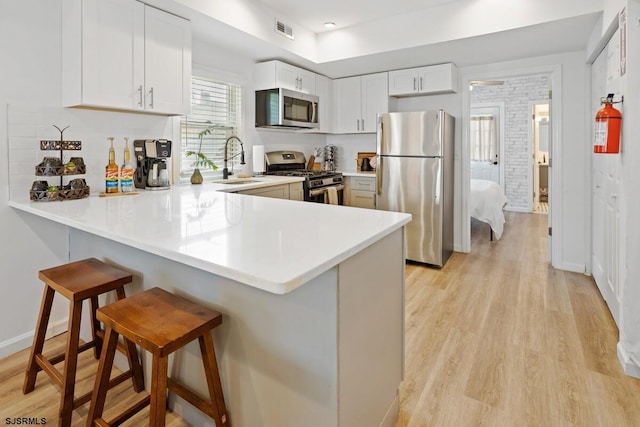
87, 287, 229, 427
23, 258, 145, 426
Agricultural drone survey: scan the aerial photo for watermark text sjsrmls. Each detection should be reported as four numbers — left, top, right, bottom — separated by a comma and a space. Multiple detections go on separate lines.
5, 418, 47, 425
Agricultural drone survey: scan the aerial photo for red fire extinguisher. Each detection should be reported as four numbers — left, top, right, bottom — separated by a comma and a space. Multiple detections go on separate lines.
594, 93, 622, 154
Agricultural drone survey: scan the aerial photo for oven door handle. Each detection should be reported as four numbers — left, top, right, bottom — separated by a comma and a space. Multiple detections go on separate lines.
309, 184, 344, 197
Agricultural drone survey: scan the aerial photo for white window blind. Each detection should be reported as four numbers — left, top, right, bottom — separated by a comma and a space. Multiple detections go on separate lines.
470, 115, 498, 163
180, 76, 242, 178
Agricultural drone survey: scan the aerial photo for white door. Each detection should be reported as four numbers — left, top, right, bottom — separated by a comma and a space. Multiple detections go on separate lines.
470, 105, 502, 185
591, 30, 621, 326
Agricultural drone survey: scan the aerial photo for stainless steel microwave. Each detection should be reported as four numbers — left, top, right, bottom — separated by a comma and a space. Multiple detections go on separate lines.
255, 88, 319, 129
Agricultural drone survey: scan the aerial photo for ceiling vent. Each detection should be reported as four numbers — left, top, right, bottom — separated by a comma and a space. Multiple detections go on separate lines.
275, 19, 294, 40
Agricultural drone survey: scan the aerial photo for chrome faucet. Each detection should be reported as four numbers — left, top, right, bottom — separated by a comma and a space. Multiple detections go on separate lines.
223, 135, 246, 179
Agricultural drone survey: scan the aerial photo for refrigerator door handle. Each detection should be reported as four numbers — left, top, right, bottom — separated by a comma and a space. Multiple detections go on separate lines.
376, 155, 383, 195
376, 118, 384, 195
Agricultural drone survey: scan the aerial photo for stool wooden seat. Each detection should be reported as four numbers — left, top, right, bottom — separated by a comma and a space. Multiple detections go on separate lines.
23, 258, 144, 426
87, 287, 229, 427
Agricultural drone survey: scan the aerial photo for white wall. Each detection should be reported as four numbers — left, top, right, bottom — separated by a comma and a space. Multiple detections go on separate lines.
0, 0, 71, 357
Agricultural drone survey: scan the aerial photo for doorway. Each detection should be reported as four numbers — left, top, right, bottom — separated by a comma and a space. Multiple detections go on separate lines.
462, 70, 557, 263
531, 102, 549, 214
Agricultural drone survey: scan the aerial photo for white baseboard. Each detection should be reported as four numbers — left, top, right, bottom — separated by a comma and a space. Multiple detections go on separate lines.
617, 342, 640, 379
0, 318, 68, 359
380, 393, 399, 427
556, 261, 585, 274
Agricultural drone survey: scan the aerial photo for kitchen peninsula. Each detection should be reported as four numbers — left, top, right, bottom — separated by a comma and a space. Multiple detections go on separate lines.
10, 180, 410, 427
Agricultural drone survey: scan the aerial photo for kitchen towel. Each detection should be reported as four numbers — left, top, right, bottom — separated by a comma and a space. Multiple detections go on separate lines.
327, 186, 338, 205
253, 145, 265, 174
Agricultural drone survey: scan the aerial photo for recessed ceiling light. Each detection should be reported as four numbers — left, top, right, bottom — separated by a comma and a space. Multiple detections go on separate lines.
324, 22, 336, 29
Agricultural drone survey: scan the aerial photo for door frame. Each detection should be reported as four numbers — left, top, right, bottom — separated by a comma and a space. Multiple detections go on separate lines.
461, 65, 561, 269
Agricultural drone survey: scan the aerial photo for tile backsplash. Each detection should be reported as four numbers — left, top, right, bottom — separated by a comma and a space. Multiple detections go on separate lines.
8, 105, 177, 201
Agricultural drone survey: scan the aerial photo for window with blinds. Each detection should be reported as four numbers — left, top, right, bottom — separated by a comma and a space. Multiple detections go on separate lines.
180, 76, 242, 178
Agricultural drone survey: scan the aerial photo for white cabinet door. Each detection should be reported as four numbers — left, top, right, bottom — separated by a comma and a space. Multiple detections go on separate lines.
315, 75, 332, 133
361, 73, 388, 133
388, 68, 418, 96
334, 74, 388, 134
292, 67, 316, 94
144, 5, 191, 115
388, 63, 458, 97
419, 63, 458, 94
65, 0, 144, 110
333, 76, 362, 133
63, 0, 191, 115
289, 182, 304, 201
256, 61, 317, 94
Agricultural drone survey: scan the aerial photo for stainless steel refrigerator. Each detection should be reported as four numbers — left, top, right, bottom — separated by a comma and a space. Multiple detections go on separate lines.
376, 111, 455, 267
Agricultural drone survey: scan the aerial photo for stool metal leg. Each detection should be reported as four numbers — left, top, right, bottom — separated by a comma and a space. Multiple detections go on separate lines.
149, 355, 169, 427
23, 285, 55, 394
59, 300, 83, 426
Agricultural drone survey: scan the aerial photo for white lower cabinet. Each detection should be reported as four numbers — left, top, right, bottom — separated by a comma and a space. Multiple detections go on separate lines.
289, 182, 304, 201
345, 176, 376, 209
237, 182, 303, 200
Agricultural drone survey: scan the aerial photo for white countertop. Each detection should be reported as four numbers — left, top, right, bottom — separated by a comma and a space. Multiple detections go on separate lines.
10, 178, 410, 295
208, 175, 305, 192
341, 171, 377, 178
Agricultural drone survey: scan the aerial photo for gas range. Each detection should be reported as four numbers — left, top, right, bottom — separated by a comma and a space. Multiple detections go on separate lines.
264, 150, 344, 203
269, 170, 344, 189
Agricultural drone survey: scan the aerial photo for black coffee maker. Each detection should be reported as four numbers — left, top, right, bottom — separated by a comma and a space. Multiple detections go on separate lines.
134, 139, 171, 190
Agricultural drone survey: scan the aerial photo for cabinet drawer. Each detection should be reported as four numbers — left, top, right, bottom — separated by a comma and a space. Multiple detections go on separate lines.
351, 177, 376, 191
350, 190, 376, 209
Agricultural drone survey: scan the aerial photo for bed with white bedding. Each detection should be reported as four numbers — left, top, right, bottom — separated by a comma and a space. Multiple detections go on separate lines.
470, 179, 508, 240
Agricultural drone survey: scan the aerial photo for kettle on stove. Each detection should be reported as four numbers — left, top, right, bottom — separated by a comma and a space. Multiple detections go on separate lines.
361, 157, 374, 171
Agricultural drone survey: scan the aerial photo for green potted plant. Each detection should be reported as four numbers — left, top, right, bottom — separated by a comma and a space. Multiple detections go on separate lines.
185, 127, 218, 184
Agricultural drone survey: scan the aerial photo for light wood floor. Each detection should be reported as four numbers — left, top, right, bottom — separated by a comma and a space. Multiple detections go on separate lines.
2, 212, 639, 426
397, 212, 640, 426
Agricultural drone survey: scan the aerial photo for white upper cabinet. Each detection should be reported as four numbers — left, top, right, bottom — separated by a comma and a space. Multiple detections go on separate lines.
143, 5, 191, 115
254, 60, 316, 94
314, 74, 333, 133
62, 0, 191, 115
333, 72, 388, 134
388, 63, 458, 97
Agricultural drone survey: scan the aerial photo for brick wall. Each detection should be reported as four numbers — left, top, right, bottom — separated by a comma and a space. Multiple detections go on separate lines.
471, 74, 550, 210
